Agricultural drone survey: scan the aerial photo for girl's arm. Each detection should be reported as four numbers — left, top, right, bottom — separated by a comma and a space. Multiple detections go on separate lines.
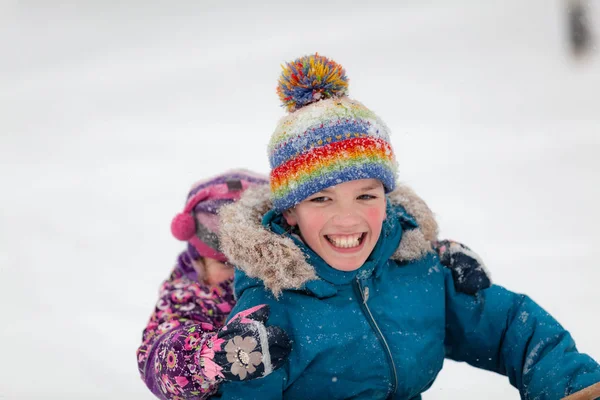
136, 255, 235, 399
444, 271, 600, 399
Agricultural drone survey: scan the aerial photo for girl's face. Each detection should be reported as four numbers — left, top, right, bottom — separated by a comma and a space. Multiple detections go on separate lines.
193, 257, 234, 286
283, 179, 387, 272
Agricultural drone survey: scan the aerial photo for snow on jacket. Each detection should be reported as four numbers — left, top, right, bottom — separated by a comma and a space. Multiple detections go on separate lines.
137, 251, 236, 399
213, 184, 600, 400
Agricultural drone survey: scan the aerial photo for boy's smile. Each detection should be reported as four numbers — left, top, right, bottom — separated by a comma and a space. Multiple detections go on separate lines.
283, 179, 387, 271
326, 233, 366, 249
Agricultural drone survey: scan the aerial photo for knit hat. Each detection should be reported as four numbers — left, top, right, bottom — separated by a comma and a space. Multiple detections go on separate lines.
269, 54, 397, 212
171, 169, 268, 261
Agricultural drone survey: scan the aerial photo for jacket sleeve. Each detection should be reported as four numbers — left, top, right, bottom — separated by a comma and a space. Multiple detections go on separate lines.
443, 270, 600, 399
212, 286, 289, 399
137, 258, 236, 399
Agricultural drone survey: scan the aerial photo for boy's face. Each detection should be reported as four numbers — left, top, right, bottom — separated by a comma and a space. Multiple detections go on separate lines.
283, 179, 387, 272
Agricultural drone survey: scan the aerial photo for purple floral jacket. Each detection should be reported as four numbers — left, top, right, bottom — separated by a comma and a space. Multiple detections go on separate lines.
136, 251, 235, 399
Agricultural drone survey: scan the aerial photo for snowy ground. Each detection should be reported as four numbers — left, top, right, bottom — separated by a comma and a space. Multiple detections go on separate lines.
1, 1, 599, 399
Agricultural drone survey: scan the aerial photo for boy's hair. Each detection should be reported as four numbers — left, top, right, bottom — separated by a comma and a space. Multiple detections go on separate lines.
170, 169, 268, 261
268, 54, 398, 212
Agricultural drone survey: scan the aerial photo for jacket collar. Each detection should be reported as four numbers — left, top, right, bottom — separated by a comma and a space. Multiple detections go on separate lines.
263, 199, 408, 288
219, 184, 439, 298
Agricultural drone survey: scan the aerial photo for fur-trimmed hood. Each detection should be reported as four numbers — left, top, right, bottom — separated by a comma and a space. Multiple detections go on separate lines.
219, 184, 439, 297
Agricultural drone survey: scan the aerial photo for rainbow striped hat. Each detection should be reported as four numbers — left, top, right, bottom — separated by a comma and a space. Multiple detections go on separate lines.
269, 54, 397, 211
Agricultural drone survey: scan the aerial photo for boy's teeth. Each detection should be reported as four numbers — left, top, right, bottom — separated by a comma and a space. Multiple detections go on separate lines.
327, 234, 362, 248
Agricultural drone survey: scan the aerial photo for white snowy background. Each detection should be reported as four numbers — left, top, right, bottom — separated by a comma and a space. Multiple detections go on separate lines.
1, 1, 599, 399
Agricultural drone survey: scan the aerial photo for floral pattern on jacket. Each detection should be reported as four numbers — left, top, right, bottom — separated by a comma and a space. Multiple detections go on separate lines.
137, 251, 235, 399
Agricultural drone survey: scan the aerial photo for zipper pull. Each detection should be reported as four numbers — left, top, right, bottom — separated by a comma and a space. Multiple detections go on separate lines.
355, 277, 370, 303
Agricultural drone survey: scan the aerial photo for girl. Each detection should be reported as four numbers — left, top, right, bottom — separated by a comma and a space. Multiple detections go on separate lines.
136, 170, 292, 399
213, 54, 600, 399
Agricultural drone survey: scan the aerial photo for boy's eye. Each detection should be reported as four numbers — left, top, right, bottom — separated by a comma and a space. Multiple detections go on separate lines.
309, 196, 330, 203
357, 194, 377, 200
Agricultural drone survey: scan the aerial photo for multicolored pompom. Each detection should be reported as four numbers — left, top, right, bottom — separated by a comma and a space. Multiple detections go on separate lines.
277, 53, 349, 112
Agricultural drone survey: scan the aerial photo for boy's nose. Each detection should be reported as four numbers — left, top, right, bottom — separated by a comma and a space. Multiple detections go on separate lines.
331, 209, 361, 227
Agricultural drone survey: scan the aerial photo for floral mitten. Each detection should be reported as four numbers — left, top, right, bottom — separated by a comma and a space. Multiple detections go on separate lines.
200, 304, 291, 382
434, 239, 492, 295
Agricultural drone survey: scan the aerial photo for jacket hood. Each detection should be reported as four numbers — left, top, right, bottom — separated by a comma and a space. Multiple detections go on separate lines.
219, 184, 439, 297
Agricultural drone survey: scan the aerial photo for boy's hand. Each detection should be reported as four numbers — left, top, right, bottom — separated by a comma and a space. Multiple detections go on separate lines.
200, 304, 291, 382
561, 381, 600, 400
434, 239, 491, 295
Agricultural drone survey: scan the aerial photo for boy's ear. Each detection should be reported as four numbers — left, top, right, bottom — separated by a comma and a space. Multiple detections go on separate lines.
283, 209, 298, 226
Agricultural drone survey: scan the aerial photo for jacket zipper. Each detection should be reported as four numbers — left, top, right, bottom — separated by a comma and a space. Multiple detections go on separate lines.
355, 277, 398, 397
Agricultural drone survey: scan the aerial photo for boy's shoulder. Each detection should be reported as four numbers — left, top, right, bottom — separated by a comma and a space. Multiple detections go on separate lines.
228, 272, 295, 331
388, 243, 491, 297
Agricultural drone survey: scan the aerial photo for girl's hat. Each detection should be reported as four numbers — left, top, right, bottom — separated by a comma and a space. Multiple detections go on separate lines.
171, 170, 268, 261
268, 53, 398, 212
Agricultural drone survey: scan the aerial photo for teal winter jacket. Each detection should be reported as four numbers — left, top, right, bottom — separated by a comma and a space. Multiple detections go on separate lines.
214, 184, 600, 400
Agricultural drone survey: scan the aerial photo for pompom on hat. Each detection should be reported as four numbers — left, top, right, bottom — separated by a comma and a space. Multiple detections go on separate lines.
171, 169, 268, 261
269, 53, 398, 212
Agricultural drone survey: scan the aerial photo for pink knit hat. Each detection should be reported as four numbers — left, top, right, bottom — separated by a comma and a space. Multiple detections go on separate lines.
171, 169, 268, 261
